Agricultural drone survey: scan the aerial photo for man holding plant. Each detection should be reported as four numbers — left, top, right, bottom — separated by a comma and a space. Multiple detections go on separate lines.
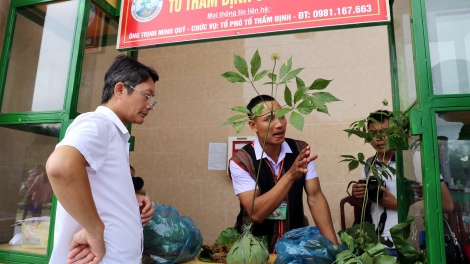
351, 110, 399, 255
229, 94, 338, 252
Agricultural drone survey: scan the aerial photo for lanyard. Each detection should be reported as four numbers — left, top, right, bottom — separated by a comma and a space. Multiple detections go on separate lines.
264, 159, 285, 184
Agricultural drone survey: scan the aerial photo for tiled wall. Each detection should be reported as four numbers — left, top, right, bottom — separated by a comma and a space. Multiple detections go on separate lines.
131, 26, 393, 243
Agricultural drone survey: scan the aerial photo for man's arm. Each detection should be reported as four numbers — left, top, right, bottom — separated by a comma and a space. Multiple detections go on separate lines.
46, 146, 105, 264
237, 146, 317, 223
305, 178, 338, 244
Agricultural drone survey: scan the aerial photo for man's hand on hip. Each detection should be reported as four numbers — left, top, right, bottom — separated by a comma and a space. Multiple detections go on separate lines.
67, 228, 106, 264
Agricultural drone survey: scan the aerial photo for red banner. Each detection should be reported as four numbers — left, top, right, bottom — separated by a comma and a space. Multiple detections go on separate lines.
117, 0, 390, 49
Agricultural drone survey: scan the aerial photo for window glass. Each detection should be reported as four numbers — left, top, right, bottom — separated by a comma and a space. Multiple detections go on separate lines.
1, 1, 78, 113
435, 111, 470, 261
0, 123, 59, 254
392, 0, 417, 109
426, 0, 470, 95
77, 4, 122, 113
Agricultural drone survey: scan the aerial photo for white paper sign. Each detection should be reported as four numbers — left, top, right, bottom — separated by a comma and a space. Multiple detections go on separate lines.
208, 143, 228, 170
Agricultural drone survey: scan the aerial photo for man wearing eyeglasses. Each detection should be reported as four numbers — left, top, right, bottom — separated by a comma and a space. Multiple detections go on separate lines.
350, 110, 399, 256
46, 55, 159, 264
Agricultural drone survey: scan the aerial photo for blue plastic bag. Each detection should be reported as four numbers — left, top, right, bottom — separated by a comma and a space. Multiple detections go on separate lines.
274, 226, 347, 264
143, 204, 203, 263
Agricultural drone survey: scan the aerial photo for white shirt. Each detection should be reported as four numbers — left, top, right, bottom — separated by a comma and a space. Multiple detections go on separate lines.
230, 138, 318, 195
50, 106, 142, 264
362, 155, 397, 243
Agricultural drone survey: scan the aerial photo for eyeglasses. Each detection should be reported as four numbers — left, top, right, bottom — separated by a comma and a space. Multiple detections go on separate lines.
126, 85, 157, 110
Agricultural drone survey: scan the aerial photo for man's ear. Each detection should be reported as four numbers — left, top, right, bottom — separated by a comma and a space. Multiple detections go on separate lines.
114, 82, 125, 99
248, 119, 257, 132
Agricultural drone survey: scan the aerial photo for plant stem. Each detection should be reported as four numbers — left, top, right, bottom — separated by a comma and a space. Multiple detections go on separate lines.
271, 60, 277, 98
248, 60, 278, 226
248, 112, 273, 225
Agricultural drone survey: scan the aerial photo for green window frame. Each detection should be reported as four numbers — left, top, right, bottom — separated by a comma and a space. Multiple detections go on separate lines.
0, 0, 118, 262
394, 0, 470, 263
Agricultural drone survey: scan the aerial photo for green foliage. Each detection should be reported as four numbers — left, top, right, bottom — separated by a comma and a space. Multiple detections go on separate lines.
289, 111, 305, 131
234, 54, 249, 78
220, 50, 340, 133
310, 78, 332, 90
390, 217, 426, 264
214, 227, 241, 246
250, 50, 261, 77
336, 223, 396, 264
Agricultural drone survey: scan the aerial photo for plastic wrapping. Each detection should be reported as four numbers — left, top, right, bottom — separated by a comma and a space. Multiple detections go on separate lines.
143, 204, 203, 263
274, 226, 347, 264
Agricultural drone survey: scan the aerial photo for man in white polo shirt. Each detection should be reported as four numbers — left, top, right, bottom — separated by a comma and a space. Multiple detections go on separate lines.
46, 55, 159, 263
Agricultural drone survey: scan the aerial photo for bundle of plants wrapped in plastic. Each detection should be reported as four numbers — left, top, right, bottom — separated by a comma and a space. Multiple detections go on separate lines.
274, 226, 347, 264
143, 204, 203, 263
226, 225, 269, 264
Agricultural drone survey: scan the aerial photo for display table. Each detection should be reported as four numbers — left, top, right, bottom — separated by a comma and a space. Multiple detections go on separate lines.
183, 254, 277, 263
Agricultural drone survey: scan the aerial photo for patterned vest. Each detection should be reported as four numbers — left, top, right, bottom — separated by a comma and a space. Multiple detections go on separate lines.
230, 138, 307, 252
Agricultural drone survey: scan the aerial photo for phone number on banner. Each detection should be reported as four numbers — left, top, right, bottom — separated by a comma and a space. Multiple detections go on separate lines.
300, 5, 374, 19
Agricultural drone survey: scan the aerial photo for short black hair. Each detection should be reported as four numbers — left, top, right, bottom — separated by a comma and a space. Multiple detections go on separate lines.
101, 55, 159, 104
246, 94, 275, 118
367, 110, 393, 129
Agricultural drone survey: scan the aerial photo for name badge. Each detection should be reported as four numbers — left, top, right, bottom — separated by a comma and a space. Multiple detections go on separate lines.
267, 201, 287, 220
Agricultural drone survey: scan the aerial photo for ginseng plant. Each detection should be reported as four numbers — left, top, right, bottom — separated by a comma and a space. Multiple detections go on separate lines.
220, 50, 340, 264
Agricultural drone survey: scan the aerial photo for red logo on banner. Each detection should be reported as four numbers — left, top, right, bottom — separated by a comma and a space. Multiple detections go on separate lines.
117, 0, 390, 49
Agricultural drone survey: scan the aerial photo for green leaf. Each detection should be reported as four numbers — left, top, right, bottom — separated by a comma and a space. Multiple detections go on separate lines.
289, 111, 304, 131
221, 71, 246, 83
251, 104, 264, 117
281, 68, 303, 83
296, 101, 314, 115
233, 119, 248, 133
214, 227, 240, 245
263, 82, 275, 85
267, 73, 277, 82
316, 104, 329, 115
284, 85, 293, 107
348, 160, 359, 171
357, 119, 366, 129
390, 217, 426, 264
293, 86, 308, 104
253, 70, 269, 81
358, 152, 365, 161
312, 92, 341, 103
295, 76, 305, 89
230, 106, 250, 114
343, 128, 365, 139
234, 54, 249, 78
250, 50, 261, 78
309, 78, 333, 90
275, 107, 290, 119
279, 57, 292, 80
220, 115, 246, 127
340, 155, 356, 159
